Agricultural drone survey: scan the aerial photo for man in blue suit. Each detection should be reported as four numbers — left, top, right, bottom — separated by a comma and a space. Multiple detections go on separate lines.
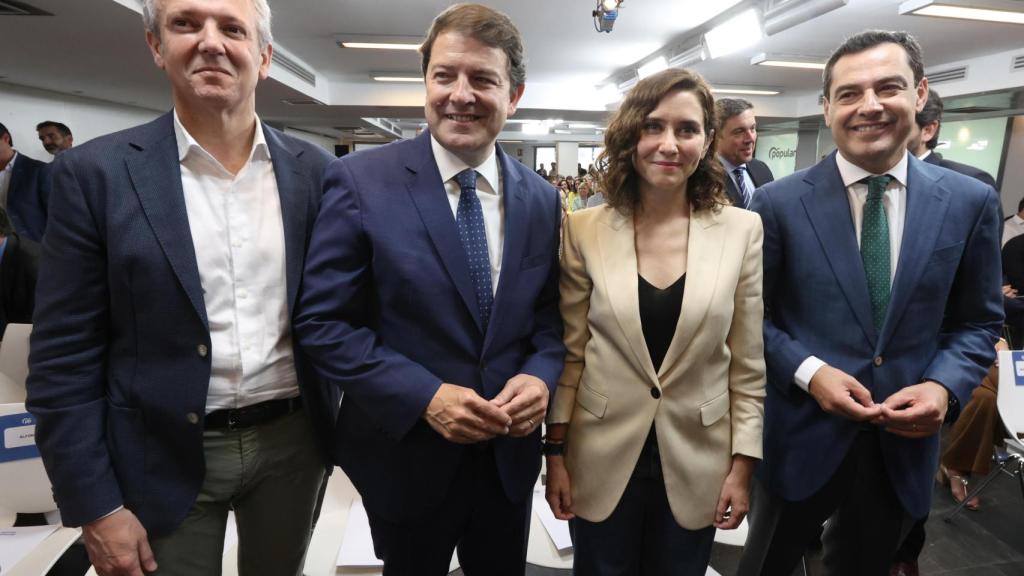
738, 31, 1003, 576
26, 0, 337, 575
0, 122, 51, 242
294, 4, 563, 575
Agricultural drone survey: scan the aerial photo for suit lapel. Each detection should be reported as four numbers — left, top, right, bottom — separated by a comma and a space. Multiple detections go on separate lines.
598, 209, 659, 383
878, 158, 948, 349
801, 154, 876, 347
264, 125, 311, 317
657, 209, 723, 379
405, 133, 483, 331
125, 113, 207, 327
482, 148, 525, 353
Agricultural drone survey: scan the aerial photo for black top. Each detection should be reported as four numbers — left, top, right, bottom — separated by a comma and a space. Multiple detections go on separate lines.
638, 273, 686, 373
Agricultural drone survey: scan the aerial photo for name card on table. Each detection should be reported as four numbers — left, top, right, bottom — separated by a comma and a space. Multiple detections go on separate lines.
0, 412, 40, 463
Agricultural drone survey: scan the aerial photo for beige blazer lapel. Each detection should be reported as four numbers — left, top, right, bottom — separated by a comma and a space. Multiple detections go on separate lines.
596, 209, 659, 384
658, 209, 724, 380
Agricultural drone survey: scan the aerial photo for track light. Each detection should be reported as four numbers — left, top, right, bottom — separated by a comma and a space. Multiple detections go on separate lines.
593, 0, 623, 33
899, 0, 1024, 24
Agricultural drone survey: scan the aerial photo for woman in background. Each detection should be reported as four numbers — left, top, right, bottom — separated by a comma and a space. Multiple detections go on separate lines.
544, 68, 766, 575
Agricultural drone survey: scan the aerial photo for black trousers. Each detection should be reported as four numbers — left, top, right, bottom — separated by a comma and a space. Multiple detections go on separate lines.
738, 430, 912, 576
365, 444, 532, 576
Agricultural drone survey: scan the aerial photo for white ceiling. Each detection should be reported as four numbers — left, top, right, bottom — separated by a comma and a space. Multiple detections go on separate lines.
2, 0, 1024, 141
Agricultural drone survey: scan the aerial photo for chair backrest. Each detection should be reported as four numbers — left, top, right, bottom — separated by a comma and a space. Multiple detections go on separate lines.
0, 323, 32, 401
996, 350, 1024, 450
0, 402, 57, 514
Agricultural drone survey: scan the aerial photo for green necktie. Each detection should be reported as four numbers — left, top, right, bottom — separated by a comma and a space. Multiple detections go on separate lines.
861, 175, 893, 330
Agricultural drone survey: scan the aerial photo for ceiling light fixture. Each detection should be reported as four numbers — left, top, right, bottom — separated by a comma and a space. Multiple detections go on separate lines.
750, 53, 826, 70
667, 41, 708, 68
371, 75, 423, 83
523, 123, 550, 135
593, 0, 623, 33
637, 56, 668, 79
711, 86, 782, 95
704, 9, 763, 59
339, 41, 421, 50
763, 0, 849, 35
898, 0, 1024, 24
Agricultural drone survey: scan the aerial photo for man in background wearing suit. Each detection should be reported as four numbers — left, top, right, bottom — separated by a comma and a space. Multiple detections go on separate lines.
294, 4, 564, 575
36, 120, 74, 156
715, 98, 774, 209
26, 0, 337, 574
738, 30, 1003, 575
892, 87, 1001, 576
0, 122, 50, 242
0, 207, 38, 336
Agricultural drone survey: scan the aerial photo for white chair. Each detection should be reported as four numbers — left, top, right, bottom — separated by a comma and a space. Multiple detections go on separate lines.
0, 323, 32, 402
945, 350, 1024, 520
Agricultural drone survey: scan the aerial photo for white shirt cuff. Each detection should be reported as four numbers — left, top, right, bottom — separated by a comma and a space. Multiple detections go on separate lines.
794, 357, 827, 392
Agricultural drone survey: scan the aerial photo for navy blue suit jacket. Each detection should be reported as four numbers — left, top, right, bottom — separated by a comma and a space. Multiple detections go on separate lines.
7, 153, 51, 242
750, 152, 1003, 518
724, 157, 774, 208
294, 131, 564, 523
26, 112, 338, 536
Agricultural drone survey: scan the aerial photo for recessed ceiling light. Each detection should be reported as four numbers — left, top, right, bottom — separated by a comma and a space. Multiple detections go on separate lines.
371, 76, 423, 83
750, 53, 826, 70
704, 9, 763, 59
637, 56, 668, 79
339, 41, 421, 50
899, 0, 1024, 24
711, 87, 781, 95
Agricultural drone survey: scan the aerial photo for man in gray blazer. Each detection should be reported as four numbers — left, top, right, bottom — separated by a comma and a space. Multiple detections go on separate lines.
26, 0, 336, 574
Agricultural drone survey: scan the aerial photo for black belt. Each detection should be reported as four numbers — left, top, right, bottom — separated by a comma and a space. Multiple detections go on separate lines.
204, 396, 302, 430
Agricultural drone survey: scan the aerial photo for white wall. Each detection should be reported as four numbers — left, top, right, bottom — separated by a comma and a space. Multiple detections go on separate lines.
282, 127, 337, 153
0, 83, 161, 162
1000, 116, 1024, 218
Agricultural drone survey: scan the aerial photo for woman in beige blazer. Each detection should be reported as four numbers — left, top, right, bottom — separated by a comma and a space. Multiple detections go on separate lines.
544, 68, 766, 575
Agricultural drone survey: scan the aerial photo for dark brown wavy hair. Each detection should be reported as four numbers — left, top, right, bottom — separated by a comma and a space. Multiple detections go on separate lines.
597, 68, 728, 214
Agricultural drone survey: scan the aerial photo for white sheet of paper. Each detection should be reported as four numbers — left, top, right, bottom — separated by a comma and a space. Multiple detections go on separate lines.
531, 491, 572, 551
0, 524, 59, 573
336, 500, 383, 567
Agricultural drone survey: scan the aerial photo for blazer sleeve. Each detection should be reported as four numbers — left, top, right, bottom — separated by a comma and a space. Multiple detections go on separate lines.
921, 185, 1004, 410
25, 153, 123, 526
294, 158, 444, 442
726, 214, 766, 459
515, 183, 566, 392
547, 210, 592, 424
750, 185, 815, 395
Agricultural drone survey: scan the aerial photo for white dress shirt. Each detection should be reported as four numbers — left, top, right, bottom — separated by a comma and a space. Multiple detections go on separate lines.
794, 151, 909, 392
174, 111, 299, 412
0, 151, 18, 209
1003, 215, 1024, 248
431, 136, 504, 293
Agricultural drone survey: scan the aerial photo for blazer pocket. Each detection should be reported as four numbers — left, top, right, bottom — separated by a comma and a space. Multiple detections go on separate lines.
520, 252, 549, 270
576, 385, 608, 419
699, 392, 730, 427
930, 241, 964, 263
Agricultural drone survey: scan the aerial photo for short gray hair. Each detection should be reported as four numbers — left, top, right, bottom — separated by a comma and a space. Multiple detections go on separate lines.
142, 0, 273, 50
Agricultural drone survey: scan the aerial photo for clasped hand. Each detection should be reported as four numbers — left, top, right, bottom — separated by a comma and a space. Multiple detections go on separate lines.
424, 374, 548, 443
808, 365, 948, 438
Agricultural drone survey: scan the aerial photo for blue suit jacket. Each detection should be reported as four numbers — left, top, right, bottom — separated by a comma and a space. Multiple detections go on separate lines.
294, 131, 564, 523
7, 152, 51, 242
26, 112, 338, 536
750, 152, 1003, 518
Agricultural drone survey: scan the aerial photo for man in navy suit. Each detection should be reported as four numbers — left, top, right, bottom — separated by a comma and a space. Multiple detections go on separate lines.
294, 4, 563, 575
714, 98, 774, 209
0, 122, 51, 242
26, 0, 336, 574
738, 31, 1003, 576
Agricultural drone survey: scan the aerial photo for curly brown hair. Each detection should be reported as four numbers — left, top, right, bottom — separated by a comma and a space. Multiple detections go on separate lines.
597, 68, 728, 214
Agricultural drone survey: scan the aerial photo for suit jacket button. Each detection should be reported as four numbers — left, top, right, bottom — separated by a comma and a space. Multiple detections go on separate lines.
198, 344, 209, 358
650, 387, 661, 399
186, 412, 200, 425
873, 356, 883, 366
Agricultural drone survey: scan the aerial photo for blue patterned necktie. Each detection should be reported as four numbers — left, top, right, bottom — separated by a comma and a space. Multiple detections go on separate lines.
733, 166, 752, 208
860, 174, 894, 330
455, 169, 494, 330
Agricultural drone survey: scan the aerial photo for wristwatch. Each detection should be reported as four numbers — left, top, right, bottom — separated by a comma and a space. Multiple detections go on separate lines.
542, 440, 565, 456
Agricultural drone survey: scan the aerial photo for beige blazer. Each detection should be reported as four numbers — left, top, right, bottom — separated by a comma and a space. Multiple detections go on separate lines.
547, 204, 766, 529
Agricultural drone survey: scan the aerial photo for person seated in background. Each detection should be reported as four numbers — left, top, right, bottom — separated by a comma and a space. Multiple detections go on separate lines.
0, 206, 38, 337
1003, 197, 1024, 247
